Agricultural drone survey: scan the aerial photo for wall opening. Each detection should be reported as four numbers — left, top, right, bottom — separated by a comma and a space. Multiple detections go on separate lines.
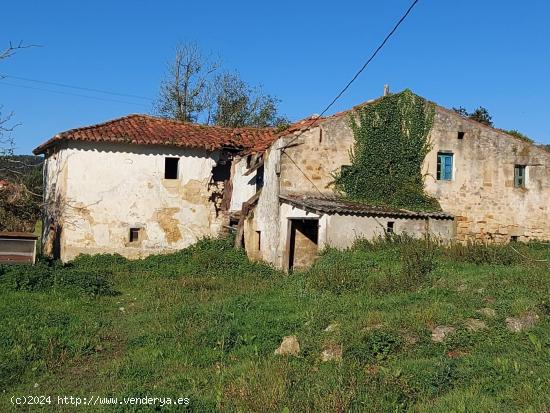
514, 165, 526, 188
510, 235, 519, 242
457, 131, 465, 140
387, 221, 395, 234
164, 157, 179, 179
129, 227, 141, 243
256, 230, 261, 251
256, 165, 264, 191
212, 159, 232, 182
287, 218, 319, 271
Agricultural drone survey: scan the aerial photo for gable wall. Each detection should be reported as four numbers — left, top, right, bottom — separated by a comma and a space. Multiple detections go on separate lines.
423, 107, 550, 242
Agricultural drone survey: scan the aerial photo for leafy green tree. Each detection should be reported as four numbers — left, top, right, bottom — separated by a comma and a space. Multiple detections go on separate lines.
211, 73, 288, 128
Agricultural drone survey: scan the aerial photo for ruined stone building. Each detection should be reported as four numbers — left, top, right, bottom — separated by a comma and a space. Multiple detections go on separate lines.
34, 92, 550, 267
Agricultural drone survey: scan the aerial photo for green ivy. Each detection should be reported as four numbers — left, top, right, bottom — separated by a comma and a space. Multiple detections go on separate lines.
334, 90, 441, 212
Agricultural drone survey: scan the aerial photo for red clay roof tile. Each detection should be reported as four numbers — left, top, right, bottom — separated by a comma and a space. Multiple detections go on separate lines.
33, 114, 278, 155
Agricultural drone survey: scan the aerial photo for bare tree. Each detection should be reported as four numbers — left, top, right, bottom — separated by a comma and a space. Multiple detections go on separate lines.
155, 43, 219, 122
1, 41, 39, 155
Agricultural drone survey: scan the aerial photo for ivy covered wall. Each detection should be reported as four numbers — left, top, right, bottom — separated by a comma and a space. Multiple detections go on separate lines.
334, 90, 441, 211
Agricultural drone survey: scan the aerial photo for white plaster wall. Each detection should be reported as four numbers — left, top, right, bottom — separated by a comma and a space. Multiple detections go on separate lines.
229, 157, 257, 212
251, 140, 284, 266
326, 215, 454, 249
261, 203, 454, 269
44, 141, 224, 261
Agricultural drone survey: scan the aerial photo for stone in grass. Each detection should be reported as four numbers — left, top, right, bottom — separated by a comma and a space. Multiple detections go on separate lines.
324, 323, 339, 333
464, 318, 487, 331
275, 335, 300, 356
321, 344, 342, 362
477, 307, 496, 318
505, 313, 540, 333
431, 326, 456, 343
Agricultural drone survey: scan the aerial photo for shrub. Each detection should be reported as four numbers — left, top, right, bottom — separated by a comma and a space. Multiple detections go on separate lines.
346, 329, 402, 363
0, 262, 54, 292
0, 259, 117, 296
137, 237, 274, 278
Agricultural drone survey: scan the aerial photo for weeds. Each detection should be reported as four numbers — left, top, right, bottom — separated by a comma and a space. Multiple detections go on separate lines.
0, 236, 548, 412
445, 241, 521, 265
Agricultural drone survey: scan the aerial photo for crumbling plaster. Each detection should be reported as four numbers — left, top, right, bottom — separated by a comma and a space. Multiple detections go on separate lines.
43, 141, 228, 261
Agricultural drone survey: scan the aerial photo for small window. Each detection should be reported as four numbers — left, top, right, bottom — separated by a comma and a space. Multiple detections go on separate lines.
129, 227, 141, 243
164, 157, 179, 180
510, 235, 519, 242
514, 165, 526, 188
437, 152, 453, 181
387, 221, 394, 234
457, 131, 465, 140
256, 231, 261, 251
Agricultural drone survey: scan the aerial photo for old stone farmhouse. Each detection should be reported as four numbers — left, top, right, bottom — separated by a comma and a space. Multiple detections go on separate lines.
33, 90, 550, 268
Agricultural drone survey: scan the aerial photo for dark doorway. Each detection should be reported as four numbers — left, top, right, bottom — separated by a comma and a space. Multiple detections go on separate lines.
288, 218, 319, 271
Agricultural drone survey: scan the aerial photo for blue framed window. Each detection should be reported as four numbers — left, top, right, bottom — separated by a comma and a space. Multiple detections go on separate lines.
514, 165, 526, 188
437, 152, 453, 181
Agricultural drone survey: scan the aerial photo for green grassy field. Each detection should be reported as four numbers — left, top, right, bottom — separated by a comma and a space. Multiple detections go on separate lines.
0, 238, 548, 412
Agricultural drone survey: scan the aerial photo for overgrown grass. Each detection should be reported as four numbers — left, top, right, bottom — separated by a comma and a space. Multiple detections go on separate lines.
0, 237, 548, 412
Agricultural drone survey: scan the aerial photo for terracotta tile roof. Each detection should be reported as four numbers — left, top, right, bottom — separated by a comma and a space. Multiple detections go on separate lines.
33, 114, 277, 155
280, 193, 453, 219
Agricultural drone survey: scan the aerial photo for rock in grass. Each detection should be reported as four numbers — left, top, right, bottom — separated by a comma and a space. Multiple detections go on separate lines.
505, 313, 540, 332
324, 323, 339, 333
275, 336, 300, 356
465, 318, 487, 331
321, 344, 342, 362
477, 307, 496, 318
431, 326, 456, 342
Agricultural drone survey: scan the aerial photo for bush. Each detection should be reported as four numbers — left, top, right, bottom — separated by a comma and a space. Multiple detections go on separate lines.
346, 329, 402, 363
136, 237, 274, 278
0, 262, 54, 292
0, 259, 118, 296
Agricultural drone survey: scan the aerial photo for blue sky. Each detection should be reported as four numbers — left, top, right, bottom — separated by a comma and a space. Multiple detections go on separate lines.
2, 0, 550, 154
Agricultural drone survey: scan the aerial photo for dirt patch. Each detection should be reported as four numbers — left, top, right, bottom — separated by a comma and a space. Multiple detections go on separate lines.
154, 207, 182, 243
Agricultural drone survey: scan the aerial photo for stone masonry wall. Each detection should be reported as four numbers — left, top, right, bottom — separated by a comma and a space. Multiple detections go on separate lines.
423, 107, 550, 242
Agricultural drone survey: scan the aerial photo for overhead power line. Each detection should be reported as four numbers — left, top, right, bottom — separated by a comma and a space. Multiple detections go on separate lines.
282, 0, 420, 151
0, 81, 150, 107
0, 73, 153, 101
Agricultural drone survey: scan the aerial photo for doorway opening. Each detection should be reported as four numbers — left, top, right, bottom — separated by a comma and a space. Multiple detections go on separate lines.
287, 218, 319, 271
